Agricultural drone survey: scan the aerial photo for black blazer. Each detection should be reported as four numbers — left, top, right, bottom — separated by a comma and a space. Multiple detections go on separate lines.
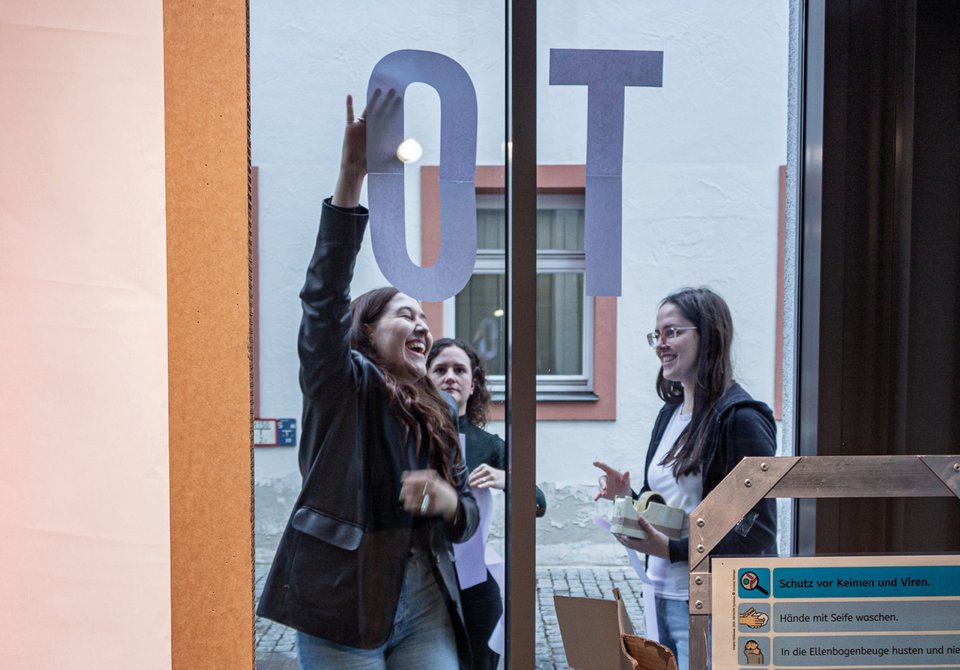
257, 200, 479, 664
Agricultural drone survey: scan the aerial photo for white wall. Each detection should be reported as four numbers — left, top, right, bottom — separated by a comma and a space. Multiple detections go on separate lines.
252, 0, 790, 565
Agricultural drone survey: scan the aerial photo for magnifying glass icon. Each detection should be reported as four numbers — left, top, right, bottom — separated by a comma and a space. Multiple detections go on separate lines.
740, 571, 769, 595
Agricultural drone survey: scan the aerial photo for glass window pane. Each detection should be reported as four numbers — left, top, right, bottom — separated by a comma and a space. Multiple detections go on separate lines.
477, 208, 506, 250
532, 4, 796, 667
537, 208, 585, 251
470, 204, 587, 384
536, 273, 584, 375
455, 273, 506, 376
252, 1, 511, 665
455, 271, 585, 379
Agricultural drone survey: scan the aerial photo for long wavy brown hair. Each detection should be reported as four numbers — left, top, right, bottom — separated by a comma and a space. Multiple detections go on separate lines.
350, 287, 462, 485
427, 338, 493, 428
655, 287, 734, 478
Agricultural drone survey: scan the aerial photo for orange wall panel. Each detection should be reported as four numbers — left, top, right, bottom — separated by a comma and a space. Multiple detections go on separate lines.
164, 0, 253, 667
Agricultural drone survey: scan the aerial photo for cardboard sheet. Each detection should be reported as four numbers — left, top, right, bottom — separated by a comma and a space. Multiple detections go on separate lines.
163, 0, 253, 667
556, 596, 633, 670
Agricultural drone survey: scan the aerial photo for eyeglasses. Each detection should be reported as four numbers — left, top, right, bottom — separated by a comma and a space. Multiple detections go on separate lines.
646, 326, 697, 348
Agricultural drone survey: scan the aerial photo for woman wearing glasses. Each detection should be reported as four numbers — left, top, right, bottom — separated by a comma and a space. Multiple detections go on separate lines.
594, 287, 777, 670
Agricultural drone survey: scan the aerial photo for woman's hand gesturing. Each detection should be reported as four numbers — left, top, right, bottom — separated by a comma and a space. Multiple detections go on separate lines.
468, 464, 505, 490
592, 460, 631, 501
400, 469, 460, 523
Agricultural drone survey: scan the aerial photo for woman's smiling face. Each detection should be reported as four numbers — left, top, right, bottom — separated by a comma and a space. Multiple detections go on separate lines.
368, 292, 432, 381
654, 301, 700, 389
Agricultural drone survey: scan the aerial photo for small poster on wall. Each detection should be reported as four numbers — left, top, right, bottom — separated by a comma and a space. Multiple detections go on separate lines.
711, 555, 960, 668
254, 419, 297, 447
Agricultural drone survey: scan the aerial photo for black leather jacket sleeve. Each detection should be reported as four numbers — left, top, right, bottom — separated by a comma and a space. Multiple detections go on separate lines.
298, 199, 367, 401
296, 200, 367, 476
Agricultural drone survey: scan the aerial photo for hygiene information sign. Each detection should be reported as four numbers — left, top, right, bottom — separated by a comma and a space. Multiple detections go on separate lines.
711, 555, 960, 668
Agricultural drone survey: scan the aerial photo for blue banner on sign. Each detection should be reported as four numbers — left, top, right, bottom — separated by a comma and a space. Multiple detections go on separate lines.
772, 566, 960, 598
278, 419, 297, 447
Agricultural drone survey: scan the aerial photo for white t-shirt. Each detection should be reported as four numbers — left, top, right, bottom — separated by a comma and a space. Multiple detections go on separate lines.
645, 406, 702, 600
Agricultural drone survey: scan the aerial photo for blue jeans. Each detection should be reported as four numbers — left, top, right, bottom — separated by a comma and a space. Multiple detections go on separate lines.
655, 595, 689, 670
296, 550, 459, 669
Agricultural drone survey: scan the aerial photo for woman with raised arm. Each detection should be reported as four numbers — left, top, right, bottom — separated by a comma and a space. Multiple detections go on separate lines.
594, 287, 777, 670
257, 94, 479, 669
427, 338, 547, 669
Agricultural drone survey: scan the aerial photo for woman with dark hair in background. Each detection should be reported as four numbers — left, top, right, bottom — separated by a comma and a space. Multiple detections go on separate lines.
257, 94, 479, 669
594, 287, 777, 670
427, 338, 546, 669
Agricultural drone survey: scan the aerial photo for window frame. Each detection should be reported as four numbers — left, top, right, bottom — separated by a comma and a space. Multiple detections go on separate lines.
468, 192, 594, 395
420, 164, 617, 420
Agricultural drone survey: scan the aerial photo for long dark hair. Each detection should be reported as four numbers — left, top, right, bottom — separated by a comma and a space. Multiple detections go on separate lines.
427, 338, 492, 428
656, 287, 734, 478
350, 287, 462, 485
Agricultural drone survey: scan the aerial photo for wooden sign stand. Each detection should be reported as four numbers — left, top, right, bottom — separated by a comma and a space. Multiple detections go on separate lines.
686, 454, 960, 669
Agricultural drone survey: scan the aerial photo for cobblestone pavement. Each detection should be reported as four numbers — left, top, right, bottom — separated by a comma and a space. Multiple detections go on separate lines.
256, 565, 646, 670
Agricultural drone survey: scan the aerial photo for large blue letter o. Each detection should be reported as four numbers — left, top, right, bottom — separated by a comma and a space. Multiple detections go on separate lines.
366, 50, 478, 302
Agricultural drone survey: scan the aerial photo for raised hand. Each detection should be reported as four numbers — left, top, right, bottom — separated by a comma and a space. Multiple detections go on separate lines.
332, 89, 399, 208
592, 460, 631, 501
332, 93, 369, 208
